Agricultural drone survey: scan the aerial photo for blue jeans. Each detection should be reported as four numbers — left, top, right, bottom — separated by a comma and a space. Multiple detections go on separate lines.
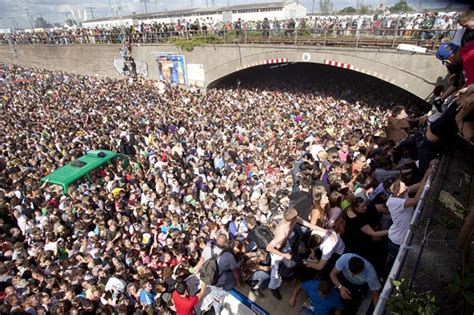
250, 270, 270, 290
388, 239, 400, 261
385, 239, 401, 278
300, 307, 314, 315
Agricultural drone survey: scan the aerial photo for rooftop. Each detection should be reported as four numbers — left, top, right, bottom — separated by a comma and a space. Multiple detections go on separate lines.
83, 1, 292, 23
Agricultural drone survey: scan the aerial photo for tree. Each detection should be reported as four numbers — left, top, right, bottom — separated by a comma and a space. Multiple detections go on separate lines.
358, 5, 373, 15
319, 0, 334, 14
389, 0, 414, 13
339, 6, 357, 14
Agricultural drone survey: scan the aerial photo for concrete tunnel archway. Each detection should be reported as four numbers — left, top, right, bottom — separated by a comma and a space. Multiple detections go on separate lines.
202, 46, 446, 100
207, 62, 429, 106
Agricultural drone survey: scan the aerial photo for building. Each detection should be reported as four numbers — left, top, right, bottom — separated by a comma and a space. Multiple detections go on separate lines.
80, 17, 138, 29
81, 1, 307, 29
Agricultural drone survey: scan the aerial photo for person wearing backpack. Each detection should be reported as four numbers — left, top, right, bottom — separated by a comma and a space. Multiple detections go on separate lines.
193, 233, 241, 314
194, 233, 241, 290
246, 216, 274, 250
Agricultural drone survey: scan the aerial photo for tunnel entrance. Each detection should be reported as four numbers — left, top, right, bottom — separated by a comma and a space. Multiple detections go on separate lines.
208, 62, 429, 108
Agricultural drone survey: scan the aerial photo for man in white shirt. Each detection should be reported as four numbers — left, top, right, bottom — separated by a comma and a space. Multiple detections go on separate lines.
384, 159, 438, 270
13, 209, 28, 236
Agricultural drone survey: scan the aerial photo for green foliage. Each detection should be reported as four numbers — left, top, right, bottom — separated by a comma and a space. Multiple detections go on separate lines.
338, 4, 372, 15
171, 36, 222, 51
389, 0, 415, 13
339, 6, 357, 14
358, 5, 373, 15
387, 279, 438, 315
298, 19, 311, 37
450, 272, 474, 306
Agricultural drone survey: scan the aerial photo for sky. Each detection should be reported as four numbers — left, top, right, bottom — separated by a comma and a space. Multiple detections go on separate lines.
0, 0, 469, 29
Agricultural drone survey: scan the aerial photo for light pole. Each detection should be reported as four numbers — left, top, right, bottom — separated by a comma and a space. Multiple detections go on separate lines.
25, 9, 35, 29
86, 7, 96, 20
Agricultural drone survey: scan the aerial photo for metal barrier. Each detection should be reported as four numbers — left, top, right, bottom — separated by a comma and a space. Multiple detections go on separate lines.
373, 171, 437, 315
0, 28, 455, 50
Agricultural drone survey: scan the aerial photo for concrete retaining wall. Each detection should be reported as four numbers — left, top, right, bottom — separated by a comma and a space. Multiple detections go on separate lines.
0, 44, 446, 99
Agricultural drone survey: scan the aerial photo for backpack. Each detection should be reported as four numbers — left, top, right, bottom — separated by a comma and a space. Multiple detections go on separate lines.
251, 225, 274, 250
200, 245, 228, 285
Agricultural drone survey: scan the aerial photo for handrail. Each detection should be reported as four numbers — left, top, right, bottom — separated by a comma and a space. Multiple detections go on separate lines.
0, 28, 455, 50
373, 171, 436, 315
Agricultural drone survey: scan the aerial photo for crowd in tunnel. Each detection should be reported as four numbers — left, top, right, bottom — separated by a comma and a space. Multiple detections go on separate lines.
0, 9, 473, 315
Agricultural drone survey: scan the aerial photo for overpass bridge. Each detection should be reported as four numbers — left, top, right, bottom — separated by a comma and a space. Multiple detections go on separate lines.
0, 43, 446, 99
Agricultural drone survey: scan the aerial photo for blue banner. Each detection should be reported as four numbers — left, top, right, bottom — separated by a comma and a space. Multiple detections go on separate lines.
156, 53, 187, 85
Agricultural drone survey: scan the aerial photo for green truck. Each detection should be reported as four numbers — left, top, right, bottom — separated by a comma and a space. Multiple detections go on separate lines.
40, 150, 129, 195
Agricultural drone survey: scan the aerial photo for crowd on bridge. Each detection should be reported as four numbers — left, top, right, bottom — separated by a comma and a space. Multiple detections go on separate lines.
1, 9, 460, 46
0, 8, 473, 315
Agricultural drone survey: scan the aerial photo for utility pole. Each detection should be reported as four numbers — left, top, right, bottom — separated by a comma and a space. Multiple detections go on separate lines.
312, 0, 315, 14
25, 9, 35, 29
116, 0, 123, 26
109, 0, 115, 16
10, 18, 20, 30
61, 12, 71, 26
9, 18, 16, 30
143, 0, 148, 14
86, 7, 96, 20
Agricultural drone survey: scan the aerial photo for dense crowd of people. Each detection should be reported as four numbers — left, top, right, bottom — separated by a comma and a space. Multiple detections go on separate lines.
0, 8, 473, 315
1, 9, 459, 45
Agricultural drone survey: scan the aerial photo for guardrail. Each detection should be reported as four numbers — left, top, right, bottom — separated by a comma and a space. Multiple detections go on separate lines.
373, 169, 437, 315
0, 28, 455, 50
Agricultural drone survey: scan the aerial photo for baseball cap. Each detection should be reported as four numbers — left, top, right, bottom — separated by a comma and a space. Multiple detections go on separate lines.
435, 43, 459, 62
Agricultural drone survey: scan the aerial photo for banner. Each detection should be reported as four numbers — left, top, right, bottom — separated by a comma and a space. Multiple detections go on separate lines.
186, 63, 205, 87
156, 53, 187, 85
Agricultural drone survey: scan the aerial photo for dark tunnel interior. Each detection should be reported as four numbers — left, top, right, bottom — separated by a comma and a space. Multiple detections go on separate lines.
208, 62, 431, 111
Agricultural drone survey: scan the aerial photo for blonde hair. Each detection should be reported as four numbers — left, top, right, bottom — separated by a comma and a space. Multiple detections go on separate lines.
317, 150, 329, 161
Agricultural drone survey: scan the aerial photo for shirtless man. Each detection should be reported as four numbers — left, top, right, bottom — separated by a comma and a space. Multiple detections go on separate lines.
266, 207, 327, 300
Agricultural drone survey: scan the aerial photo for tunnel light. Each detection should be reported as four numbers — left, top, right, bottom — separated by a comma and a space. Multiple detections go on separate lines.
396, 44, 427, 55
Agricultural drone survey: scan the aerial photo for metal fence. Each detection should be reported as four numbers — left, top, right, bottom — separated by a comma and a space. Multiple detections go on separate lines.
0, 28, 455, 50
373, 164, 439, 315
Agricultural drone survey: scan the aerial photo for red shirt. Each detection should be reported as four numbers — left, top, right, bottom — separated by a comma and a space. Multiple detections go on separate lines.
172, 291, 199, 315
461, 40, 474, 85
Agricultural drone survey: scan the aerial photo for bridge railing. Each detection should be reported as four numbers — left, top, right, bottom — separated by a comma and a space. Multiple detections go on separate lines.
0, 28, 455, 50
373, 164, 439, 315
